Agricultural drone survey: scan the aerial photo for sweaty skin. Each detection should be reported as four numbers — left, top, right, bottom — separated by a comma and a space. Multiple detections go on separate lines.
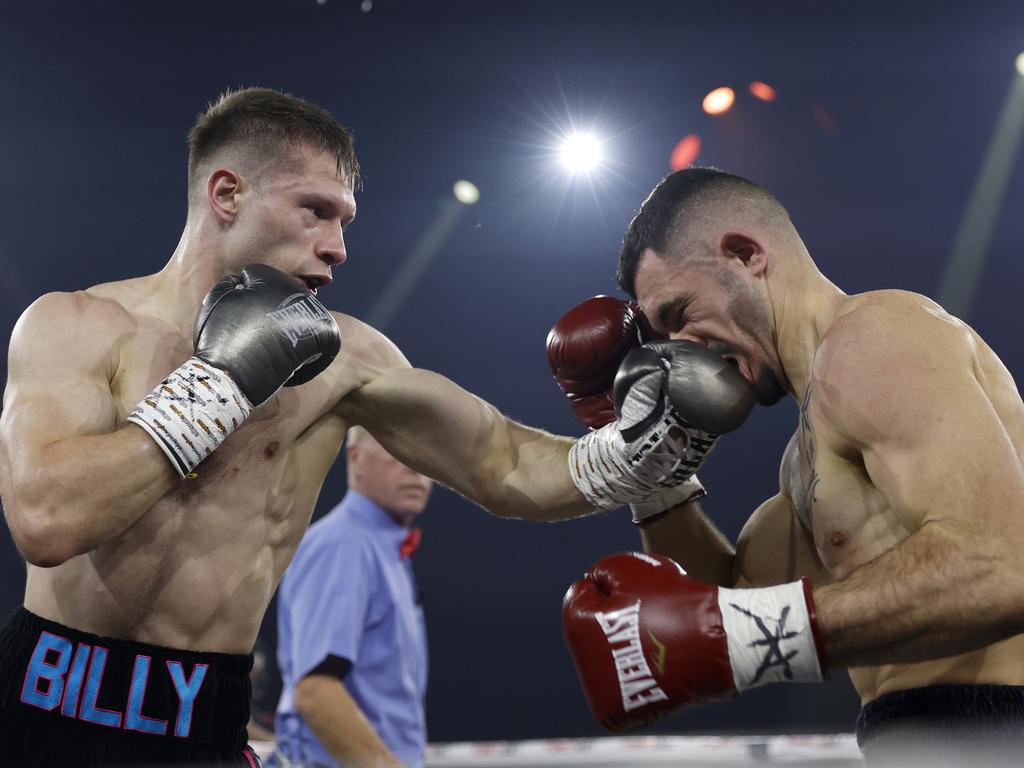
0, 151, 587, 655
784, 292, 1024, 703
635, 254, 1024, 707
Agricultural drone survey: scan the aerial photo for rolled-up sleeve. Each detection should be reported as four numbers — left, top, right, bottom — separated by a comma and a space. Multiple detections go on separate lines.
281, 532, 374, 683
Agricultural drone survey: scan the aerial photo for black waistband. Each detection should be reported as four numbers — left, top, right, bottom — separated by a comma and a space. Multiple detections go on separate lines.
857, 684, 1024, 765
0, 607, 253, 746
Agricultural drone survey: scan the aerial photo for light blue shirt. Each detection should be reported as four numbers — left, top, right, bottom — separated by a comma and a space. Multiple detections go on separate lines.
274, 491, 428, 768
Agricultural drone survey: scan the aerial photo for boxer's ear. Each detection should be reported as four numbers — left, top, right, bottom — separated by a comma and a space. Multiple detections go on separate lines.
207, 168, 243, 224
720, 232, 766, 276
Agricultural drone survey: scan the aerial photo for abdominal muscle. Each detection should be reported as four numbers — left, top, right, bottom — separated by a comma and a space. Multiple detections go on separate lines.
814, 498, 1024, 704
791, 433, 1024, 705
23, 419, 336, 655
815, 487, 1024, 704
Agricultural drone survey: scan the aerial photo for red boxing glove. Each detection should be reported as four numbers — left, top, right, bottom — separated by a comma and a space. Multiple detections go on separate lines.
562, 552, 826, 731
546, 296, 665, 430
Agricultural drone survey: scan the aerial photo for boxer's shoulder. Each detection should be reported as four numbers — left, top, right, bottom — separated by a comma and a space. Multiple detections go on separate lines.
809, 291, 977, 444
10, 287, 137, 370
823, 290, 971, 352
18, 286, 130, 328
314, 311, 412, 423
817, 292, 970, 384
329, 310, 410, 374
21, 274, 163, 335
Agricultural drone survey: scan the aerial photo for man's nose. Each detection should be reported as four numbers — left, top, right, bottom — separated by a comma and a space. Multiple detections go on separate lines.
317, 226, 347, 266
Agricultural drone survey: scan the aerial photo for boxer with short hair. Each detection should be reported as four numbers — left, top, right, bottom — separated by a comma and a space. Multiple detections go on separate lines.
553, 168, 1024, 766
0, 88, 717, 766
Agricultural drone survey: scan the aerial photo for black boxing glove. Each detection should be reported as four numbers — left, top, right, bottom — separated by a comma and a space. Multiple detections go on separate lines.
546, 296, 665, 430
128, 263, 341, 477
569, 340, 755, 520
194, 263, 340, 403
614, 341, 756, 438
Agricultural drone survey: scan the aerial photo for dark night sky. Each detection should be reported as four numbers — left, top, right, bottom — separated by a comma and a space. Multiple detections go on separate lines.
0, 0, 1022, 742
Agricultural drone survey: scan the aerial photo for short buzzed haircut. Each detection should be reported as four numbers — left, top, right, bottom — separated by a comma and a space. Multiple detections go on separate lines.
187, 87, 361, 203
617, 167, 788, 298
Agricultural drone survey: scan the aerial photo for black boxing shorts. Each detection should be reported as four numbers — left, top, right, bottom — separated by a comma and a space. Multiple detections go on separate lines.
856, 683, 1024, 767
0, 607, 262, 766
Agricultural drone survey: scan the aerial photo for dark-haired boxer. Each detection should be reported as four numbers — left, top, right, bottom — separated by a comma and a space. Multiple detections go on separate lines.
0, 89, 735, 767
551, 168, 1024, 766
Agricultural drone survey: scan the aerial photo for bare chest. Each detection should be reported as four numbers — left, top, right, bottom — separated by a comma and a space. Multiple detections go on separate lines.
114, 331, 305, 467
109, 328, 346, 533
781, 386, 913, 578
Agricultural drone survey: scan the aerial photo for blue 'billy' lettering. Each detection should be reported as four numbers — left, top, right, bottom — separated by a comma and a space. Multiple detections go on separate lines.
20, 632, 207, 738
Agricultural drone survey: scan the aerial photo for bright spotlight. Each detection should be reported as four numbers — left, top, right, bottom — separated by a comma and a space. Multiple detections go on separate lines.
1016, 52, 1024, 76
453, 180, 480, 205
560, 133, 603, 173
703, 87, 736, 116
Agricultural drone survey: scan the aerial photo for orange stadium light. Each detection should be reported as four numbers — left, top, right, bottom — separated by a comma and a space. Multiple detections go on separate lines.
749, 81, 777, 102
702, 87, 735, 115
669, 134, 702, 170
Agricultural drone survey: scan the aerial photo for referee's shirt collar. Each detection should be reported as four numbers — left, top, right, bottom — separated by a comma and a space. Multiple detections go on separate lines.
336, 490, 409, 554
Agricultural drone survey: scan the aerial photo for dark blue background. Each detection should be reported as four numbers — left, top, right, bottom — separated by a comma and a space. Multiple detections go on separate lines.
1, 0, 1021, 743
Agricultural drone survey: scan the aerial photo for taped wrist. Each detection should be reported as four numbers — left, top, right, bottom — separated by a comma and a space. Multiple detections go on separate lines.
568, 412, 713, 511
127, 357, 253, 478
717, 578, 824, 691
630, 476, 706, 524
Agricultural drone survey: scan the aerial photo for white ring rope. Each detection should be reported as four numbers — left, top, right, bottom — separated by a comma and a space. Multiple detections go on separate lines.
252, 733, 862, 766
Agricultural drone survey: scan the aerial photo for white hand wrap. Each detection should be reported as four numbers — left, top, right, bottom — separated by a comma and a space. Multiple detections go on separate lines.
127, 357, 253, 478
718, 580, 824, 691
629, 476, 706, 523
568, 405, 716, 512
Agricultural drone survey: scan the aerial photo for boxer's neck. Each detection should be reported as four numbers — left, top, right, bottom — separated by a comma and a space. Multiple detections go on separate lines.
153, 219, 235, 336
768, 259, 846, 402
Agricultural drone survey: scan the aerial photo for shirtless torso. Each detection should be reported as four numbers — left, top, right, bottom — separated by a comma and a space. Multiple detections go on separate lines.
0, 87, 613, 765
605, 165, 1024, 742
634, 277, 1024, 706
18, 275, 353, 652
4, 270, 584, 654
769, 290, 1024, 703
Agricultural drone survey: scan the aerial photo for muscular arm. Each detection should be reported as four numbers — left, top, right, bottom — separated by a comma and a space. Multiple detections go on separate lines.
334, 319, 590, 521
0, 293, 177, 566
640, 491, 829, 588
638, 501, 735, 585
810, 302, 1024, 666
294, 674, 402, 768
816, 522, 1014, 666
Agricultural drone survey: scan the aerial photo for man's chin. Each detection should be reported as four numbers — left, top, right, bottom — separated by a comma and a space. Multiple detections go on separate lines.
395, 503, 427, 518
